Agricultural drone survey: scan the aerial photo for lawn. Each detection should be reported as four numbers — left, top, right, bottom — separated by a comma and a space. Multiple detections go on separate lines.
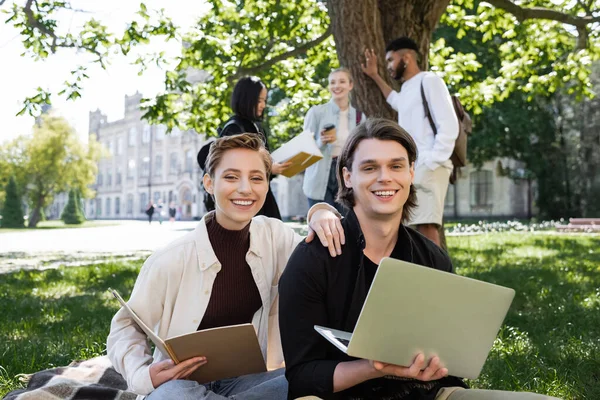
0, 233, 598, 399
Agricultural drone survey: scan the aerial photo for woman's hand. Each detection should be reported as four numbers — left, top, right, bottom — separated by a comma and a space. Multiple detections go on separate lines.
272, 161, 292, 175
320, 129, 336, 144
149, 357, 207, 389
306, 208, 345, 257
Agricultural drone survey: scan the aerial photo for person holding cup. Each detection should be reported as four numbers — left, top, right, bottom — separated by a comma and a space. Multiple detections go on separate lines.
302, 67, 364, 214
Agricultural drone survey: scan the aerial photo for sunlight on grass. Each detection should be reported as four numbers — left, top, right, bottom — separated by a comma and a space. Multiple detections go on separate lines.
0, 233, 598, 399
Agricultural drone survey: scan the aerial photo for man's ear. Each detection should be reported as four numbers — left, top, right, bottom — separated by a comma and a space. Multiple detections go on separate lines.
342, 167, 352, 189
203, 173, 214, 195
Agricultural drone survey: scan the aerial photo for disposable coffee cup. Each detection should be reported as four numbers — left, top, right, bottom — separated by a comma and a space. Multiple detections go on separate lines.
322, 124, 336, 141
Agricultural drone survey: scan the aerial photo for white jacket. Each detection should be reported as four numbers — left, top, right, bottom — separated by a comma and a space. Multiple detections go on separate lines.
107, 212, 303, 397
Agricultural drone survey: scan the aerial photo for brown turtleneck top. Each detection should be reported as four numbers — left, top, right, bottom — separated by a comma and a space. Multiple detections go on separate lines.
197, 216, 262, 330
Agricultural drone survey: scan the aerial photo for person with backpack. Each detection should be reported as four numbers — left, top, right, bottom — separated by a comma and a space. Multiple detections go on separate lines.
302, 67, 364, 215
361, 37, 459, 247
197, 76, 290, 219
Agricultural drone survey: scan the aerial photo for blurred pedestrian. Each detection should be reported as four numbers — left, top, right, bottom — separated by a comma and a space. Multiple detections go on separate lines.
145, 202, 155, 225
168, 202, 177, 223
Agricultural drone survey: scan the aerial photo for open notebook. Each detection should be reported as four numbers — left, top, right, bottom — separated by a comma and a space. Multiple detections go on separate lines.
271, 131, 323, 178
109, 288, 266, 383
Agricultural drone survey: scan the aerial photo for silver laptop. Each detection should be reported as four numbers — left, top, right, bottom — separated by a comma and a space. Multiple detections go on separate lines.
314, 257, 515, 379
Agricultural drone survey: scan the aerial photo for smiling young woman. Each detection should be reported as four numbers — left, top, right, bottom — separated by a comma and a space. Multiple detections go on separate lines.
108, 134, 345, 400
302, 68, 364, 215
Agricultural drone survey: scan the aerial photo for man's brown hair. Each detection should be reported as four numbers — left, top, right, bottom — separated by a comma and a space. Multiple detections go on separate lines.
336, 118, 418, 223
205, 133, 272, 178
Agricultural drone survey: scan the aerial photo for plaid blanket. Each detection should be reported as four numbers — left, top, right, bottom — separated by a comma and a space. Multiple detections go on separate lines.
3, 356, 137, 400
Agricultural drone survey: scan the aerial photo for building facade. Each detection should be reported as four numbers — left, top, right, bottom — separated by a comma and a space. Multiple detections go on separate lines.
443, 158, 533, 219
83, 92, 531, 221
88, 93, 206, 221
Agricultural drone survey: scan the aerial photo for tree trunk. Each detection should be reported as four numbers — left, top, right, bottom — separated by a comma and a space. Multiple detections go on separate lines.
28, 196, 44, 228
328, 0, 451, 250
328, 0, 449, 119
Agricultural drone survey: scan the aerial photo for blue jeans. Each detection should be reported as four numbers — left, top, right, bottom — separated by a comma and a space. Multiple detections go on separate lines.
146, 368, 287, 400
308, 158, 346, 216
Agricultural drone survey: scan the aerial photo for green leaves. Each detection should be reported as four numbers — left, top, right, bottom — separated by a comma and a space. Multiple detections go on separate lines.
0, 116, 106, 227
141, 0, 335, 147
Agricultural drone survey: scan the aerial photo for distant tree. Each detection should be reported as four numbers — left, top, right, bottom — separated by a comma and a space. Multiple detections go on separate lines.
74, 189, 86, 220
61, 189, 85, 225
0, 116, 105, 228
1, 176, 25, 228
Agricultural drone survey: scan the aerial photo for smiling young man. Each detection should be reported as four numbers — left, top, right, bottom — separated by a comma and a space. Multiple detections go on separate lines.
361, 37, 458, 247
279, 119, 558, 400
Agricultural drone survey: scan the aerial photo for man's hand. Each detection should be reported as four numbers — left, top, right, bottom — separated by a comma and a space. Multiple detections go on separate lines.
306, 208, 345, 257
370, 353, 448, 381
149, 357, 207, 389
361, 48, 379, 78
272, 161, 292, 175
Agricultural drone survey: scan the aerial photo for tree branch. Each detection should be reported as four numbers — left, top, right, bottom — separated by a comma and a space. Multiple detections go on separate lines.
234, 25, 332, 78
23, 0, 58, 51
485, 0, 600, 48
485, 0, 600, 28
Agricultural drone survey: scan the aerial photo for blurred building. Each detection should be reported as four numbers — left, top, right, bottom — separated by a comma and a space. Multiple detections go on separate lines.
444, 159, 533, 219
87, 92, 207, 220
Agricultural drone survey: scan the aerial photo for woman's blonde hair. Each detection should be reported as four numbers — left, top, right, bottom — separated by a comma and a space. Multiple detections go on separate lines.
205, 133, 273, 178
329, 67, 353, 83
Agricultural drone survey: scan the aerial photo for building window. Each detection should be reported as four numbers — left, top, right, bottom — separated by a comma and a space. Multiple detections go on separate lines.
470, 170, 493, 207
106, 197, 111, 216
128, 159, 135, 178
156, 125, 166, 141
97, 172, 103, 186
107, 140, 114, 155
116, 167, 122, 185
141, 157, 150, 177
170, 152, 178, 175
117, 137, 123, 155
140, 193, 148, 213
142, 125, 151, 144
127, 194, 133, 214
154, 155, 163, 177
115, 197, 121, 216
128, 127, 137, 147
107, 170, 112, 187
96, 198, 102, 217
154, 191, 161, 204
185, 150, 193, 173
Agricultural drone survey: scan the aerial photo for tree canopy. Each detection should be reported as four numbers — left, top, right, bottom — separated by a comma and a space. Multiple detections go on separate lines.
5, 0, 600, 137
0, 115, 104, 227
4, 0, 600, 218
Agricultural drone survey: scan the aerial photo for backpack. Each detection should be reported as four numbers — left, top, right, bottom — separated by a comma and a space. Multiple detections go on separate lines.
420, 79, 472, 184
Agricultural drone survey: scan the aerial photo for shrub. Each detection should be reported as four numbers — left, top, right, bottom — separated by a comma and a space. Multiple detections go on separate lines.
1, 176, 24, 228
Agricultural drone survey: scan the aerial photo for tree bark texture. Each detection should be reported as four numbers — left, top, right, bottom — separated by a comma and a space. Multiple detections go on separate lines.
328, 0, 450, 249
328, 0, 449, 119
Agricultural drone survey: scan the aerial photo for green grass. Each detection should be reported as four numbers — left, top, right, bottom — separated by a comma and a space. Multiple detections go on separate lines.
448, 233, 600, 399
0, 219, 120, 233
0, 233, 598, 398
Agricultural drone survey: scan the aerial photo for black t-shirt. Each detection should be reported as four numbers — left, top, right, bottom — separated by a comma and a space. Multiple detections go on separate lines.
279, 210, 468, 400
